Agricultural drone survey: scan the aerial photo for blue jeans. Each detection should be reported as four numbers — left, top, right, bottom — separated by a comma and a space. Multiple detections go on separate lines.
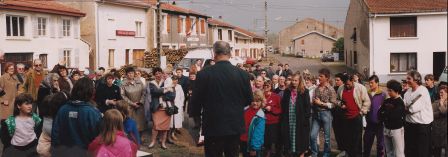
310, 110, 332, 157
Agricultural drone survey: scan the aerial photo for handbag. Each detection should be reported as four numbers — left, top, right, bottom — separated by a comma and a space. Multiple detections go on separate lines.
165, 102, 179, 115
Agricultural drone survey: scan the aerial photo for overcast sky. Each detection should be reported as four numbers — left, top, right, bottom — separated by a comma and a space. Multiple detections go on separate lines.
175, 0, 350, 35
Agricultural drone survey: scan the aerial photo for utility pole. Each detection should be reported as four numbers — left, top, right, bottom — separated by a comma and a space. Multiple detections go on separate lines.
156, 0, 162, 66
264, 1, 268, 59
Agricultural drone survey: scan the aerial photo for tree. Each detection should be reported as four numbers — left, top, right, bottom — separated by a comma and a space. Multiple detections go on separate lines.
332, 37, 344, 53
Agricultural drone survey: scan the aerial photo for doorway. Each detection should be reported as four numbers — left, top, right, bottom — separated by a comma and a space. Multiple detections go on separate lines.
433, 52, 447, 80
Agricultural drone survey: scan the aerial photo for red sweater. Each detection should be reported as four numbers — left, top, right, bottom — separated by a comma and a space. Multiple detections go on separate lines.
342, 89, 360, 119
240, 107, 259, 142
264, 92, 282, 124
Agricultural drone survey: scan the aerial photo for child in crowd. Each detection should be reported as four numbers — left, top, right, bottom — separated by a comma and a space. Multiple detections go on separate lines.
1, 94, 42, 157
116, 100, 141, 147
240, 90, 265, 157
170, 76, 185, 141
378, 80, 406, 157
88, 109, 137, 157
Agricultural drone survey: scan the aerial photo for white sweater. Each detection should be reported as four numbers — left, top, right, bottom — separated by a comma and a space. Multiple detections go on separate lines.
403, 85, 434, 124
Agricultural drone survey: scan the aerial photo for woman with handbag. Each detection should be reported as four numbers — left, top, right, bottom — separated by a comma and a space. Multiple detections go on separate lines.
148, 67, 175, 150
0, 62, 19, 120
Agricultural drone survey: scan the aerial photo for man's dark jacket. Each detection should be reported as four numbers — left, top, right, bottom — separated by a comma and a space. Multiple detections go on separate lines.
190, 61, 253, 137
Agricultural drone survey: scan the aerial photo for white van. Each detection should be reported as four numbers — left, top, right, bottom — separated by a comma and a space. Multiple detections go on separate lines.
176, 47, 214, 76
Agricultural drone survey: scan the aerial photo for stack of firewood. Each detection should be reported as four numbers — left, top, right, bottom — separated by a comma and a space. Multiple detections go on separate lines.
144, 48, 189, 68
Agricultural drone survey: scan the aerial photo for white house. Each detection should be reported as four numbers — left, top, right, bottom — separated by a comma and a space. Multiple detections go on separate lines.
345, 0, 448, 82
208, 18, 236, 55
234, 27, 265, 60
0, 0, 89, 72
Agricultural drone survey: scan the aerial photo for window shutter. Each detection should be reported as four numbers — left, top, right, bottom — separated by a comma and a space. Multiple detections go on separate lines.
32, 16, 38, 38
73, 19, 79, 39
167, 15, 171, 33
196, 19, 199, 34
74, 48, 79, 68
49, 16, 55, 38
186, 16, 191, 34
58, 17, 63, 38
201, 20, 205, 34
177, 17, 181, 33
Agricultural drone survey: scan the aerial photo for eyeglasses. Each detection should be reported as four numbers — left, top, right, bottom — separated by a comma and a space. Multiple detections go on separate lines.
34, 64, 42, 67
17, 68, 24, 70
261, 72, 266, 74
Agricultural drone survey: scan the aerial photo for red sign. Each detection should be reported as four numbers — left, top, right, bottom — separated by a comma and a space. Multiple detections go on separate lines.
116, 30, 136, 36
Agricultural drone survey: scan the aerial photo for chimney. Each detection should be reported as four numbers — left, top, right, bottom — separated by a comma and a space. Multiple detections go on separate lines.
172, 1, 176, 5
218, 16, 222, 19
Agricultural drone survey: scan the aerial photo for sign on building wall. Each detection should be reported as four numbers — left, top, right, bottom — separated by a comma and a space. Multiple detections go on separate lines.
187, 37, 199, 42
116, 30, 136, 36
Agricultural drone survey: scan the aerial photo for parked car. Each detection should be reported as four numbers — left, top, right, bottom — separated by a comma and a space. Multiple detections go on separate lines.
245, 58, 257, 65
321, 53, 334, 62
296, 52, 304, 58
176, 47, 213, 76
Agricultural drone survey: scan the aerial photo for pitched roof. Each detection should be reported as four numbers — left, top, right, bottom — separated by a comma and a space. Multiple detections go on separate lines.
208, 18, 235, 28
364, 0, 448, 14
0, 0, 85, 17
291, 31, 337, 41
234, 27, 265, 39
161, 3, 208, 17
103, 0, 152, 8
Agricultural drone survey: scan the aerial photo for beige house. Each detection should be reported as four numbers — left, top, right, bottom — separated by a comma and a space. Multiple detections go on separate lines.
292, 31, 337, 58
277, 18, 343, 55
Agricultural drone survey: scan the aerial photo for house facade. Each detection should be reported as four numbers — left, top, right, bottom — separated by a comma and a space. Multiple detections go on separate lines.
234, 27, 265, 60
157, 3, 209, 50
59, 0, 153, 69
345, 0, 448, 82
207, 18, 236, 55
278, 18, 343, 55
0, 0, 89, 72
291, 31, 337, 58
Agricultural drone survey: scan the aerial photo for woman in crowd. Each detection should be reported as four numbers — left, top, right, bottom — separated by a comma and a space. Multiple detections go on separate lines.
254, 76, 265, 90
88, 109, 137, 157
240, 90, 266, 157
147, 67, 173, 149
95, 73, 122, 113
121, 67, 146, 136
57, 65, 73, 94
0, 62, 19, 120
37, 92, 69, 157
71, 70, 81, 86
280, 73, 311, 157
431, 85, 447, 157
1, 94, 42, 157
36, 73, 60, 115
262, 80, 282, 157
170, 76, 185, 141
116, 100, 141, 146
135, 69, 146, 86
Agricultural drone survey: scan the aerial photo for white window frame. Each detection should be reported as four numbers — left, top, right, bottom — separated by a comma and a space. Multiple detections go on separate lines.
62, 19, 71, 37
179, 15, 186, 35
135, 21, 143, 37
63, 49, 72, 67
5, 15, 26, 37
162, 14, 168, 34
190, 17, 197, 35
37, 17, 47, 36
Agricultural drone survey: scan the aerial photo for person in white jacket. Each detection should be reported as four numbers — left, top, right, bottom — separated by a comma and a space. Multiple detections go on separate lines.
169, 76, 185, 141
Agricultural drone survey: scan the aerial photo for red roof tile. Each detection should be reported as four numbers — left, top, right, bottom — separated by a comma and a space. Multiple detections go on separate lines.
161, 3, 208, 17
364, 0, 448, 14
0, 0, 85, 17
234, 26, 265, 39
208, 18, 235, 28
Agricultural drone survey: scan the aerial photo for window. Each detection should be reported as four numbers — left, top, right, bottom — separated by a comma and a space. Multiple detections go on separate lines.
39, 54, 48, 68
178, 17, 184, 33
38, 17, 47, 36
108, 49, 114, 67
351, 28, 357, 43
390, 53, 417, 72
353, 51, 358, 64
201, 19, 205, 34
301, 40, 305, 45
63, 19, 71, 37
191, 18, 197, 35
135, 21, 142, 37
63, 50, 71, 67
162, 45, 170, 50
125, 49, 130, 65
228, 30, 232, 41
161, 15, 167, 33
218, 29, 222, 40
6, 15, 25, 37
390, 17, 417, 37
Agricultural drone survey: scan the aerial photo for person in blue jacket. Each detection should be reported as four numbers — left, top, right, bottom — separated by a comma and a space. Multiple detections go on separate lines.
51, 77, 102, 156
240, 90, 266, 157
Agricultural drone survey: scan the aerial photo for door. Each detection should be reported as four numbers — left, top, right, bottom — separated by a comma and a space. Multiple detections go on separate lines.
433, 52, 447, 80
133, 49, 145, 67
1, 53, 33, 75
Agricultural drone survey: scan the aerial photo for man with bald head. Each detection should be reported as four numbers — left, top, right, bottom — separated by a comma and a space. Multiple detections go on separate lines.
191, 41, 253, 157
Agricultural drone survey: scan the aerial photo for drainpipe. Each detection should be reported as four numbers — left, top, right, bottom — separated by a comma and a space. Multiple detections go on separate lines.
371, 13, 377, 75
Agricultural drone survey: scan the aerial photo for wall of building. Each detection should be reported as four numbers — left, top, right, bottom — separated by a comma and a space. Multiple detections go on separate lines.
344, 0, 370, 77
0, 10, 89, 70
209, 26, 235, 55
293, 33, 336, 58
97, 3, 148, 68
370, 14, 448, 81
278, 18, 343, 54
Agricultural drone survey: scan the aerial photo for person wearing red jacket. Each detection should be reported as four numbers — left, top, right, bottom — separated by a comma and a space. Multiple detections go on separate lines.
263, 80, 282, 157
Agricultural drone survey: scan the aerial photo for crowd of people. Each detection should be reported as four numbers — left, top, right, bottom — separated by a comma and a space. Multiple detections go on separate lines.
0, 40, 446, 157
